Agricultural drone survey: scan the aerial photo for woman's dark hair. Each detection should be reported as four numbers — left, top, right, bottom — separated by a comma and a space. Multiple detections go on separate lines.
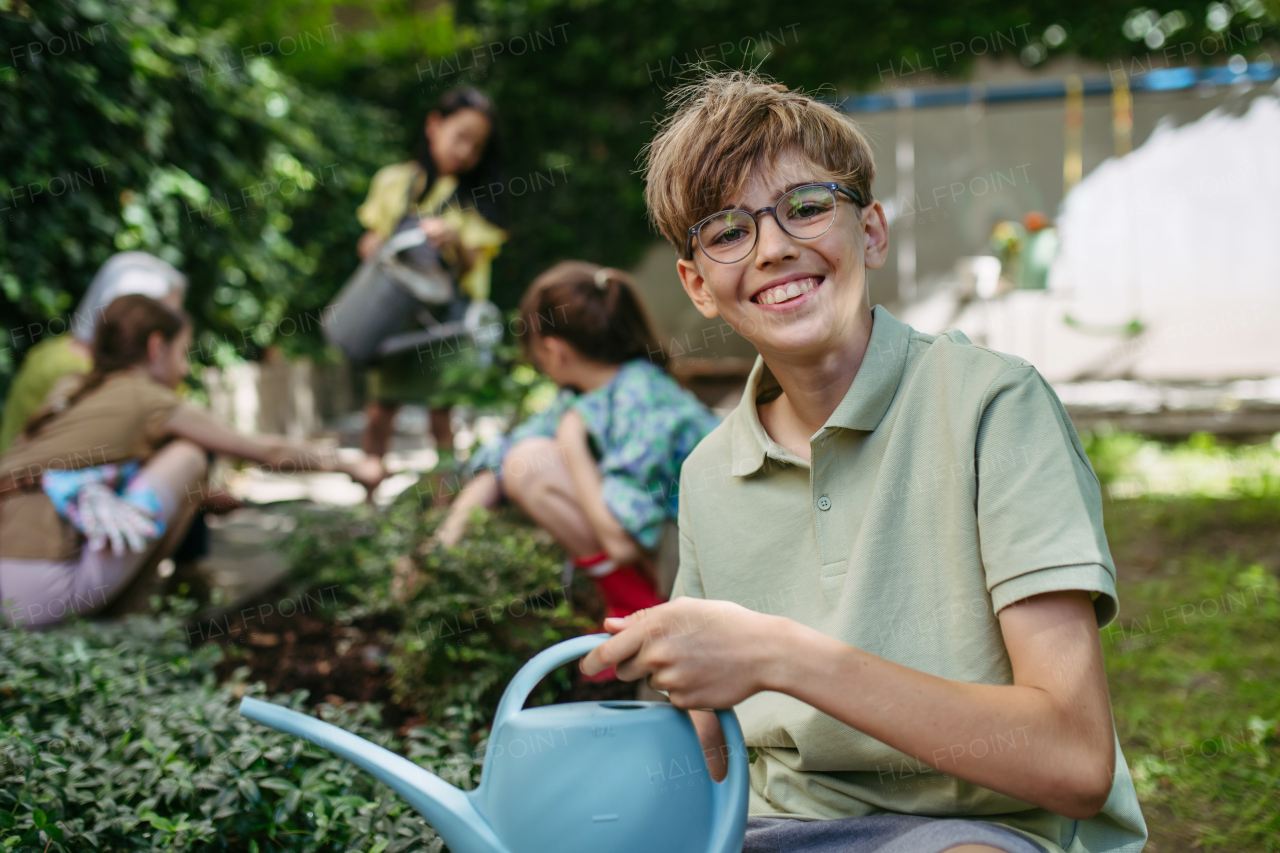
24, 294, 189, 437
415, 86, 508, 229
518, 261, 667, 370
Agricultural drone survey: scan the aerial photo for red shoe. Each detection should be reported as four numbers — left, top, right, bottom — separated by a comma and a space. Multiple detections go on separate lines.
594, 564, 665, 618
573, 553, 665, 682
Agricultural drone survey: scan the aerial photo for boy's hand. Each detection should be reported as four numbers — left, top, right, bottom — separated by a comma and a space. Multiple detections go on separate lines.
580, 597, 791, 709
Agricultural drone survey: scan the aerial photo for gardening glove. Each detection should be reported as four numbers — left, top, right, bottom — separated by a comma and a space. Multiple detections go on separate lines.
77, 481, 160, 556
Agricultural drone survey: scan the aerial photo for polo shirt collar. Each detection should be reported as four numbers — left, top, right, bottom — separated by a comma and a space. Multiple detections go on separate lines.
728, 305, 912, 477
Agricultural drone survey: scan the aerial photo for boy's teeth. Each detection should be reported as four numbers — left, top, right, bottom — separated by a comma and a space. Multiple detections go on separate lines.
759, 277, 817, 305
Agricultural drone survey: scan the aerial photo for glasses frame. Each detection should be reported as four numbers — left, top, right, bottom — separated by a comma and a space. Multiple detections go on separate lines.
685, 182, 870, 263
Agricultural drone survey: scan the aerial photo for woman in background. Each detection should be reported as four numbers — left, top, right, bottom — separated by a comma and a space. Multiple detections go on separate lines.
355, 86, 509, 462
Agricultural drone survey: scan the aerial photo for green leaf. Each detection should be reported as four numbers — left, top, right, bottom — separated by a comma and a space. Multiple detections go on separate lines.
258, 777, 297, 794
237, 776, 261, 803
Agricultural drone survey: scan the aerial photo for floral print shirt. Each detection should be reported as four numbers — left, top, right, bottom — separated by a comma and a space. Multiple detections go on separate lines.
469, 359, 720, 550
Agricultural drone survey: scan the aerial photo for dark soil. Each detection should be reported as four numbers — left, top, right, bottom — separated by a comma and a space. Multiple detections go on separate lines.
189, 579, 639, 735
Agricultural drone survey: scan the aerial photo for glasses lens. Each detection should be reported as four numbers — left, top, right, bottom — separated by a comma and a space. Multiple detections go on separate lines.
697, 211, 757, 263
778, 185, 837, 238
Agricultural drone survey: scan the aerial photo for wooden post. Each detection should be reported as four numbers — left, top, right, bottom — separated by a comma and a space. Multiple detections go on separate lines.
895, 89, 916, 304
1111, 69, 1133, 157
1063, 74, 1084, 195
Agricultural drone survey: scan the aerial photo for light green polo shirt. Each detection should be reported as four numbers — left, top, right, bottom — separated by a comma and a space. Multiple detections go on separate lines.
671, 306, 1147, 853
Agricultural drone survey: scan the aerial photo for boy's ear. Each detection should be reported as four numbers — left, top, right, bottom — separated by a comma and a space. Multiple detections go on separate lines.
860, 200, 890, 271
676, 258, 721, 320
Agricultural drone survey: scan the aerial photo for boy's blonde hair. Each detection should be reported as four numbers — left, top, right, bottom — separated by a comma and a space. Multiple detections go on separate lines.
642, 70, 876, 259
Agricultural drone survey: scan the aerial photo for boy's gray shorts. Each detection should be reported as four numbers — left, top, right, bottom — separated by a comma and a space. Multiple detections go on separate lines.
743, 815, 1048, 853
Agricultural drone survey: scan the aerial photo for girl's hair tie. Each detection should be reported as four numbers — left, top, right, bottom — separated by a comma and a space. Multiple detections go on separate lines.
593, 267, 612, 289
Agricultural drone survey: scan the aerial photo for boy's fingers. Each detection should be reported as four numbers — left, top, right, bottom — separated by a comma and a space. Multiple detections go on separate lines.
582, 624, 648, 675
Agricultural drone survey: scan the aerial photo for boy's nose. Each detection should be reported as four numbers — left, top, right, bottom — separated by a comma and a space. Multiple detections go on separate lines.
754, 214, 800, 266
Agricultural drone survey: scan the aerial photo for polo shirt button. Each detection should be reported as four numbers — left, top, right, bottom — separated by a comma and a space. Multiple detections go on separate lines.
817, 495, 832, 511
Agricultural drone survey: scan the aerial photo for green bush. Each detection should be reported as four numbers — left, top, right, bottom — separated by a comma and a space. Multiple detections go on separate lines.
282, 495, 595, 723
0, 612, 478, 852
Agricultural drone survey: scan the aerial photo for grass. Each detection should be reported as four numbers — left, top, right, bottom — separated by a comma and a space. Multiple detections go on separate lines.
1101, 490, 1280, 851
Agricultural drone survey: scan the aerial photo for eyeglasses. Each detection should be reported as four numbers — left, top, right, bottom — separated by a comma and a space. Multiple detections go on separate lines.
685, 182, 869, 264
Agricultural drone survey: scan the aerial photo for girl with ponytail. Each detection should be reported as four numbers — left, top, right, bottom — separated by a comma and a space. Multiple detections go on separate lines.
426, 262, 720, 678
0, 295, 385, 628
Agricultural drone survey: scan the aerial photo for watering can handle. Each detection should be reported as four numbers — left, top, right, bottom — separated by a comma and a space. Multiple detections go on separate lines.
707, 706, 749, 853
491, 634, 749, 853
491, 633, 612, 729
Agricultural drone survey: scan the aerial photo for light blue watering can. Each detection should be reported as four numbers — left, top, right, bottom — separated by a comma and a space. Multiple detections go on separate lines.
240, 633, 749, 853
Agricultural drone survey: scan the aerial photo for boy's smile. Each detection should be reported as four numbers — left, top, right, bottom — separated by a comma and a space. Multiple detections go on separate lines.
750, 273, 822, 307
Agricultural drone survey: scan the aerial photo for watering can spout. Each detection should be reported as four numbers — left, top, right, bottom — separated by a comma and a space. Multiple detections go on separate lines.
238, 697, 508, 853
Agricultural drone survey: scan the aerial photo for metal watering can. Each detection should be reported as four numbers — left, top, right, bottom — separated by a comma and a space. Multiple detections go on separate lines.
239, 634, 749, 853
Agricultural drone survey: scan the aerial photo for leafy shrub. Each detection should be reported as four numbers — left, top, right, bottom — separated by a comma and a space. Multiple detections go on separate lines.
282, 494, 596, 724
1, 611, 480, 852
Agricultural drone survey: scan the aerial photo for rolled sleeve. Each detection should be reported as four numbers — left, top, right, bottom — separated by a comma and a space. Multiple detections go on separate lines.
989, 562, 1118, 626
975, 366, 1119, 627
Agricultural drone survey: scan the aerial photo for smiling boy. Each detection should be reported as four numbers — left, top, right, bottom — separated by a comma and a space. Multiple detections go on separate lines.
581, 73, 1147, 853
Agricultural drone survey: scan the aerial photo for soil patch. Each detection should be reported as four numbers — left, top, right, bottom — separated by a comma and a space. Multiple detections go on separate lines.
191, 577, 636, 734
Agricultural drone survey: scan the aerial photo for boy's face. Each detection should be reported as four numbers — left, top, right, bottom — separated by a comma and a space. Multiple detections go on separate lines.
675, 150, 888, 359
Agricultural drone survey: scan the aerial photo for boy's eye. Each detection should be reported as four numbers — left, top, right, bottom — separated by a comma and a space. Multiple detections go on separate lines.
784, 190, 835, 222
711, 226, 748, 245
704, 213, 753, 246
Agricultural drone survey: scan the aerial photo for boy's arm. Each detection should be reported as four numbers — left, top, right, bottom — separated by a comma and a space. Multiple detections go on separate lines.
582, 590, 1115, 821
556, 409, 643, 563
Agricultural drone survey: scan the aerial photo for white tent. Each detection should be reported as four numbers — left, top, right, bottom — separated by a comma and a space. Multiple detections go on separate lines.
1051, 92, 1280, 314
906, 87, 1280, 384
